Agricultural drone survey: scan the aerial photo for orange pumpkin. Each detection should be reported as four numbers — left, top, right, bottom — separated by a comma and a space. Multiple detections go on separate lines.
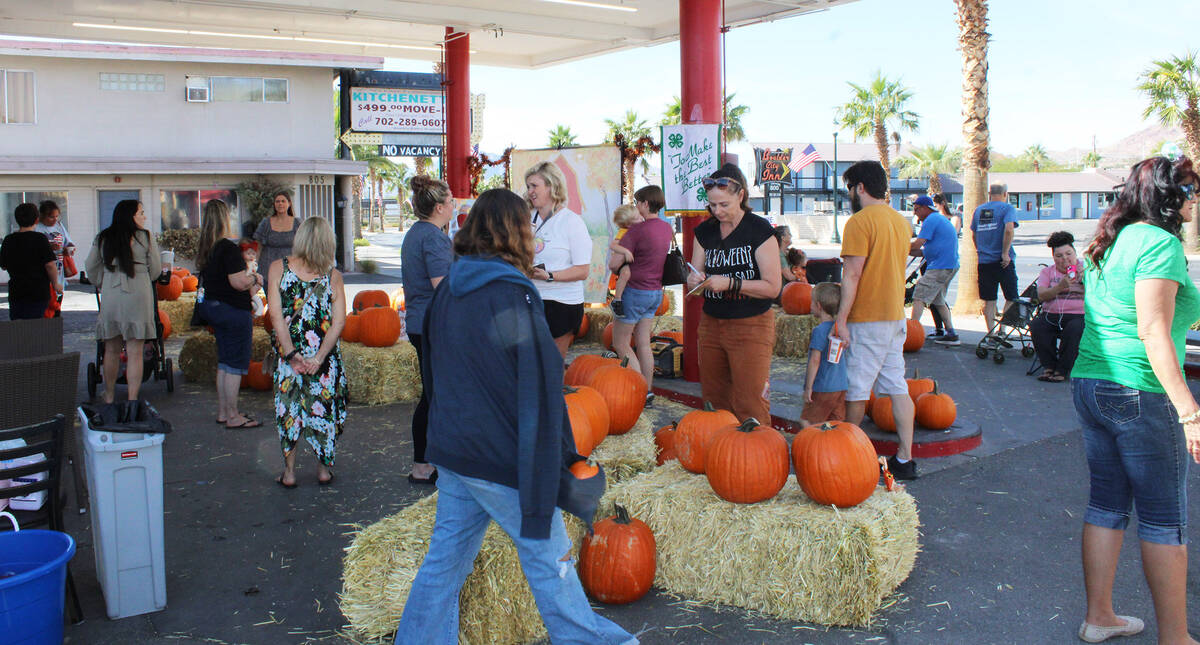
705, 418, 789, 503
586, 358, 647, 435
244, 360, 272, 391
342, 312, 361, 343
867, 389, 877, 417
359, 306, 403, 347
602, 322, 615, 351
157, 309, 171, 339
674, 402, 739, 474
654, 423, 679, 465
792, 421, 880, 508
576, 312, 591, 339
780, 281, 813, 315
389, 288, 406, 311
579, 505, 656, 604
156, 275, 183, 301
870, 395, 897, 432
655, 291, 670, 316
352, 289, 391, 312
916, 384, 957, 430
171, 267, 191, 279
903, 319, 925, 352
652, 330, 684, 344
566, 397, 595, 456
569, 459, 600, 480
565, 354, 618, 387
906, 370, 935, 402
181, 275, 199, 292
565, 385, 610, 448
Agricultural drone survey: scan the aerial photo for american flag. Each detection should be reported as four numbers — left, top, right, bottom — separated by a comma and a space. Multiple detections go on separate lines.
788, 144, 821, 173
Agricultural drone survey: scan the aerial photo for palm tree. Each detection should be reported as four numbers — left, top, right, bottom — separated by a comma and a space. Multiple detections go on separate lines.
1021, 144, 1051, 172
381, 163, 411, 230
836, 71, 920, 188
605, 109, 654, 199
547, 124, 578, 149
954, 0, 990, 316
897, 143, 960, 195
1082, 151, 1102, 168
662, 93, 750, 147
352, 146, 402, 232
1138, 50, 1200, 249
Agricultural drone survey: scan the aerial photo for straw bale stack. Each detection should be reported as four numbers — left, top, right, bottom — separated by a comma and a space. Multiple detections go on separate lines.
158, 293, 198, 336
580, 307, 612, 344
774, 313, 819, 358
341, 341, 421, 405
589, 415, 655, 483
178, 327, 273, 383
600, 462, 920, 627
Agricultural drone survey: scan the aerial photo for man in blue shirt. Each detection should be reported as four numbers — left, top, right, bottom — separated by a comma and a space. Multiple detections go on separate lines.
909, 196, 961, 345
971, 184, 1020, 337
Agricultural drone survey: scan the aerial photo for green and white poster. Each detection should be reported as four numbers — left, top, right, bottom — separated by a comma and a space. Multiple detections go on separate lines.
660, 124, 722, 213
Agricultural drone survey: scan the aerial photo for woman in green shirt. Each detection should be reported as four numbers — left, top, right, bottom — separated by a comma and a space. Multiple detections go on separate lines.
1071, 156, 1200, 644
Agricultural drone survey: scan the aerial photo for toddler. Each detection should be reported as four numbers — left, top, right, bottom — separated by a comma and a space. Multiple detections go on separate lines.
787, 248, 808, 283
239, 239, 265, 316
800, 282, 848, 427
608, 203, 643, 317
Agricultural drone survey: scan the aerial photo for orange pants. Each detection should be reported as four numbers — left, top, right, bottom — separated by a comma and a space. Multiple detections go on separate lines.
698, 310, 775, 423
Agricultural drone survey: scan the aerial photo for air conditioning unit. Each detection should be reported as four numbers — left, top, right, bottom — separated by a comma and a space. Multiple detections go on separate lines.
186, 86, 209, 102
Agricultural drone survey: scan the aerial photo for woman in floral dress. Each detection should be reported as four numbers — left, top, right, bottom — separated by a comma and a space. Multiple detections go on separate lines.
266, 217, 348, 488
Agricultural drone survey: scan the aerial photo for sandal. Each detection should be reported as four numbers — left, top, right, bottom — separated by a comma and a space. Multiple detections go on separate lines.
1048, 373, 1067, 383
318, 472, 335, 486
226, 415, 263, 429
274, 474, 297, 489
1037, 370, 1055, 382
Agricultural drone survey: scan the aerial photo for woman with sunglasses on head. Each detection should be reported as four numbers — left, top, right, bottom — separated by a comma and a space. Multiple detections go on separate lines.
526, 162, 592, 359
1070, 156, 1200, 645
685, 164, 782, 422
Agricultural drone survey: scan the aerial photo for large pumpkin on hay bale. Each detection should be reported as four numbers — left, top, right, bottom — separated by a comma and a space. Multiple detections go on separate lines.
157, 309, 171, 340
903, 319, 924, 352
792, 421, 880, 508
870, 395, 897, 432
352, 289, 391, 312
655, 423, 678, 465
906, 371, 935, 402
579, 505, 656, 604
342, 312, 361, 343
781, 281, 813, 315
242, 360, 272, 391
705, 418, 789, 503
674, 402, 738, 474
359, 307, 403, 347
389, 288, 406, 311
565, 385, 609, 448
916, 385, 956, 429
156, 274, 183, 301
181, 275, 199, 292
565, 398, 595, 456
586, 358, 646, 435
565, 354, 617, 387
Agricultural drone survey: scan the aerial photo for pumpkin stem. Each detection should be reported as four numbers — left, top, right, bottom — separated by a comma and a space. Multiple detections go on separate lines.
614, 504, 632, 525
563, 385, 578, 394
819, 422, 836, 431
619, 357, 631, 368
702, 401, 716, 412
738, 418, 759, 432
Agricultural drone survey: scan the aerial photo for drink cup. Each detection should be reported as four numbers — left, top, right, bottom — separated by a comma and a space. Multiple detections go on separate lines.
160, 250, 174, 272
827, 335, 845, 364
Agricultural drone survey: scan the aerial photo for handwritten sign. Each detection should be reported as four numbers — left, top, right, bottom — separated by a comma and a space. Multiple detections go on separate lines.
661, 124, 722, 212
755, 147, 792, 185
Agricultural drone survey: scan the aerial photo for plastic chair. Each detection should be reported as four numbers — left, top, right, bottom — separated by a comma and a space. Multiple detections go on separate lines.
0, 317, 63, 359
0, 415, 83, 623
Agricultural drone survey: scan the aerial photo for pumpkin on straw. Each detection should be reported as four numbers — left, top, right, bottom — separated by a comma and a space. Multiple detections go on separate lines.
564, 385, 609, 447
673, 402, 737, 474
705, 418, 789, 504
579, 505, 656, 604
792, 421, 880, 508
586, 358, 646, 435
654, 423, 678, 465
352, 289, 391, 312
565, 354, 617, 387
156, 274, 183, 301
181, 274, 199, 292
358, 307, 403, 347
342, 312, 362, 343
781, 281, 813, 315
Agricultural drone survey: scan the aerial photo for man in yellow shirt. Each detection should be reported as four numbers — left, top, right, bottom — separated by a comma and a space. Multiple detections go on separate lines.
833, 161, 917, 480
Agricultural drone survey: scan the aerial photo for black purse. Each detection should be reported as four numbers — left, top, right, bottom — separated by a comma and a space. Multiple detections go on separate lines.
661, 239, 687, 286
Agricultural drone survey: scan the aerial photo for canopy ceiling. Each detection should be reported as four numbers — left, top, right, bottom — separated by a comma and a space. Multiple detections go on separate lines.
1, 0, 860, 68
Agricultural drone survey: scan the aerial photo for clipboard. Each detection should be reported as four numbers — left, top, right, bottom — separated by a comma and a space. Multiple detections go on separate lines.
686, 276, 712, 297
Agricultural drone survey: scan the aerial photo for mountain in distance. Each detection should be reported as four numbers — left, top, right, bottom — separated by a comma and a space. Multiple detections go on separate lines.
1050, 124, 1184, 168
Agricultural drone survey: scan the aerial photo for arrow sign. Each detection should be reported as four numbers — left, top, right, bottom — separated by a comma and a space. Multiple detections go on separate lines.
340, 131, 383, 146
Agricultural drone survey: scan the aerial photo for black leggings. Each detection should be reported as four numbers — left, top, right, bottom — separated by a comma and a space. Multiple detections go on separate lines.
1029, 312, 1084, 375
408, 334, 430, 464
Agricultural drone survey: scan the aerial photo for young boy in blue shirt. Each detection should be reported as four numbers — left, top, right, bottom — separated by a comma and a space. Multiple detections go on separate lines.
801, 282, 850, 426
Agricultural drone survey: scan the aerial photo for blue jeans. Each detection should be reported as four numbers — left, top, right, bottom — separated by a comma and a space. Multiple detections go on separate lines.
1073, 378, 1189, 545
393, 467, 637, 645
614, 287, 661, 324
199, 299, 252, 375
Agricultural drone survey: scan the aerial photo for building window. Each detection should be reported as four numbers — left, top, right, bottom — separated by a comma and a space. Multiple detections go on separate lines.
161, 189, 238, 231
1039, 193, 1055, 209
264, 78, 289, 103
1007, 195, 1019, 209
100, 72, 165, 92
1, 191, 67, 237
204, 76, 289, 103
1, 70, 35, 124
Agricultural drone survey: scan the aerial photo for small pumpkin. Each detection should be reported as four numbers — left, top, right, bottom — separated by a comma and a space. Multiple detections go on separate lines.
654, 423, 678, 465
579, 505, 656, 604
705, 418, 789, 503
171, 267, 191, 279
389, 288, 406, 311
792, 421, 880, 508
569, 459, 599, 480
352, 289, 391, 312
586, 358, 647, 435
916, 384, 957, 430
870, 395, 897, 433
342, 312, 361, 343
565, 396, 595, 456
903, 319, 925, 352
674, 402, 739, 474
565, 385, 610, 448
243, 360, 272, 391
359, 306, 403, 347
652, 330, 684, 345
602, 322, 615, 351
576, 313, 590, 339
156, 274, 183, 301
780, 281, 813, 315
906, 370, 935, 402
181, 275, 199, 292
565, 354, 618, 387
157, 309, 172, 340
655, 291, 670, 316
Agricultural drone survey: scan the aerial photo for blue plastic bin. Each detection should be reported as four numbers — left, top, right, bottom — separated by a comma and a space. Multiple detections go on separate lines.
0, 529, 76, 645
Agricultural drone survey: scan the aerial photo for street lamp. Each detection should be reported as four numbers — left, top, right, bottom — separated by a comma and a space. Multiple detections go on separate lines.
831, 130, 841, 244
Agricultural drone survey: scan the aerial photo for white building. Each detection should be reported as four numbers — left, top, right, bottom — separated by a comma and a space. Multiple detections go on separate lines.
0, 39, 379, 276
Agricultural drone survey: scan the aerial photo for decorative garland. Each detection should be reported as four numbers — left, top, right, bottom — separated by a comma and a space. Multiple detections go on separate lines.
466, 147, 513, 197
612, 133, 662, 197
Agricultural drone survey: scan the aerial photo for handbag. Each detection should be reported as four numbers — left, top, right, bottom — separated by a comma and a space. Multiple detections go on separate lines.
61, 253, 78, 278
661, 239, 687, 286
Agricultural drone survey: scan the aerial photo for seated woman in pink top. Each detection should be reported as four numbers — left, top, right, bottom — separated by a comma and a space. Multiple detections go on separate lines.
1031, 231, 1085, 382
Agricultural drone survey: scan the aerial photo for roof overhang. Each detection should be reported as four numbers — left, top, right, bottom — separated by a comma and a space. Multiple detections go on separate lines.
0, 38, 384, 68
0, 158, 368, 175
1, 0, 860, 69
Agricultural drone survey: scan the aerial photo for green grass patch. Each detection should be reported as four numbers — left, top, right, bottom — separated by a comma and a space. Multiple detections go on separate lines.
354, 238, 370, 247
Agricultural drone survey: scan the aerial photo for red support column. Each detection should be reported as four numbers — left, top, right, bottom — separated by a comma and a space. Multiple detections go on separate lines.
679, 0, 723, 382
444, 27, 470, 198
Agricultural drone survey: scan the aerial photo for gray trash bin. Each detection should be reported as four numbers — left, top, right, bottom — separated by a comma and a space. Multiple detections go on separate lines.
78, 402, 168, 619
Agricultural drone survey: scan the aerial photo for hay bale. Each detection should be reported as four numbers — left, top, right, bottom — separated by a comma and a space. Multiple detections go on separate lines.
652, 315, 682, 334
774, 313, 819, 358
599, 462, 920, 627
341, 341, 421, 405
581, 308, 612, 344
341, 494, 587, 645
158, 293, 198, 335
178, 327, 274, 383
590, 415, 655, 483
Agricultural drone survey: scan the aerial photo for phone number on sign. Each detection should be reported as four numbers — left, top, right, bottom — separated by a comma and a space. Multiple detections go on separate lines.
372, 117, 445, 127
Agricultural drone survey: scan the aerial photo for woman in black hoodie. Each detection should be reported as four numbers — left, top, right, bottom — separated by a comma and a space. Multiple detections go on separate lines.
392, 189, 636, 645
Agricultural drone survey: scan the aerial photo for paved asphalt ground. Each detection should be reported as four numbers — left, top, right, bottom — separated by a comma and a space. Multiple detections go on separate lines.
9, 219, 1198, 644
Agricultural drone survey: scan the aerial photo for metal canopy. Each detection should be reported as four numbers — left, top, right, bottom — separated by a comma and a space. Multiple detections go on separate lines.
2, 0, 859, 69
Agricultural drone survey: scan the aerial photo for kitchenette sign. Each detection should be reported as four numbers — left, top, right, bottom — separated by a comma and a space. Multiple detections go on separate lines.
351, 88, 446, 134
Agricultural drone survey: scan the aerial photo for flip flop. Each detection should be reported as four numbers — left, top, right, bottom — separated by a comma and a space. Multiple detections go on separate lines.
408, 471, 438, 485
318, 473, 335, 486
275, 475, 297, 489
1048, 373, 1067, 383
1037, 371, 1055, 382
226, 416, 263, 429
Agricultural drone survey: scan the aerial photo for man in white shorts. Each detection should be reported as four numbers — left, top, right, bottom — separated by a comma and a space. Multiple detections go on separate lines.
834, 161, 918, 480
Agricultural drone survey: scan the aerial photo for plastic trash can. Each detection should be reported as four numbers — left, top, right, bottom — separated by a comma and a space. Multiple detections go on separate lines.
0, 515, 76, 645
79, 403, 169, 619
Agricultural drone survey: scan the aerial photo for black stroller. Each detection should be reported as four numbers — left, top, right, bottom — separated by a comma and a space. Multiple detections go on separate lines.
974, 275, 1041, 365
86, 277, 175, 398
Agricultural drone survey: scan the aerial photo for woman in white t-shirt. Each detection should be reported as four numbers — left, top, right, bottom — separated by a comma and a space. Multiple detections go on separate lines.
525, 161, 592, 358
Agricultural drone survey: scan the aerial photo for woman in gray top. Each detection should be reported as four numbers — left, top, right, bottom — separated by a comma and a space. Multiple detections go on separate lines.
400, 175, 454, 484
253, 190, 300, 283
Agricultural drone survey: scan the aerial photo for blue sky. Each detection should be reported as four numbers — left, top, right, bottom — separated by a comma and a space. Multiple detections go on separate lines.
384, 0, 1197, 165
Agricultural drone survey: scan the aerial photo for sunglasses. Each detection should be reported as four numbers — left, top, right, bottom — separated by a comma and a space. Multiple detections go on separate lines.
702, 177, 742, 192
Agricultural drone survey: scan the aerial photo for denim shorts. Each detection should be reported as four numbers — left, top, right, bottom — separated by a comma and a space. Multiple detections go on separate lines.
200, 299, 253, 375
615, 287, 661, 324
1072, 377, 1188, 545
